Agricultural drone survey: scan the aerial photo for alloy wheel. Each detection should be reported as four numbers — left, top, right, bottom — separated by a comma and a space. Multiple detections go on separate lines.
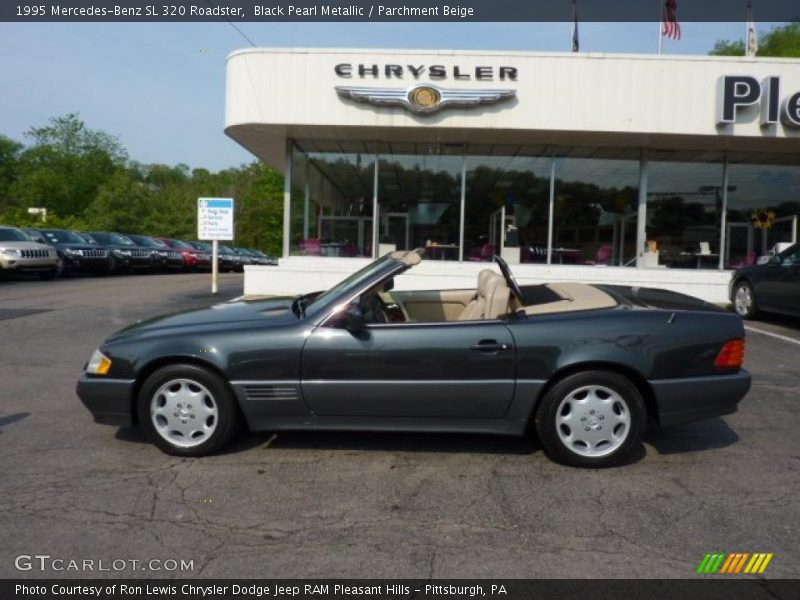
150, 378, 218, 448
555, 385, 631, 458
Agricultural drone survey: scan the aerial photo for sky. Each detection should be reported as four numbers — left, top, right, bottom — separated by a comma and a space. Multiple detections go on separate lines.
0, 21, 776, 171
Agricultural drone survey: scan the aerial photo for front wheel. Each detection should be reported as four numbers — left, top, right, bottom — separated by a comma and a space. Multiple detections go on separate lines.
137, 364, 242, 456
535, 371, 646, 468
733, 281, 758, 319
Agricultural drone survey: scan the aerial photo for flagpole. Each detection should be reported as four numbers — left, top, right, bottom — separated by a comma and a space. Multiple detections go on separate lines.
745, 1, 750, 56
657, 0, 663, 55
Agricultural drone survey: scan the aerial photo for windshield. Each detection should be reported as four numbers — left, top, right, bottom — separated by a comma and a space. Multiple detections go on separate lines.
303, 254, 397, 317
89, 233, 134, 246
41, 229, 84, 244
127, 235, 161, 248
168, 239, 193, 249
190, 242, 210, 251
0, 228, 31, 242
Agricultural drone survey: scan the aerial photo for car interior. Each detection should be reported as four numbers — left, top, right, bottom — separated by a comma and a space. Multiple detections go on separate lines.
356, 251, 619, 324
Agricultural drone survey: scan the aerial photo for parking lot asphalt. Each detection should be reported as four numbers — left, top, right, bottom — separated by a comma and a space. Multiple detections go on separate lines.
1, 273, 799, 579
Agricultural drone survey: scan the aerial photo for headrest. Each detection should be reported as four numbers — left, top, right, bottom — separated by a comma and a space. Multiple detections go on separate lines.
478, 269, 507, 297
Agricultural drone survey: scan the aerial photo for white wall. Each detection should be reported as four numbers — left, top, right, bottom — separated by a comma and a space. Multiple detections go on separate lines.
245, 258, 734, 304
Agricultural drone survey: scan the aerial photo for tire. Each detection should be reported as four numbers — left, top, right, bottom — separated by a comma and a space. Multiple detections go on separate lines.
137, 363, 242, 457
732, 280, 758, 319
534, 370, 646, 468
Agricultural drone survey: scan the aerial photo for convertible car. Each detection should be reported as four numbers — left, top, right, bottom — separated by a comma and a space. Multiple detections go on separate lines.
77, 250, 750, 467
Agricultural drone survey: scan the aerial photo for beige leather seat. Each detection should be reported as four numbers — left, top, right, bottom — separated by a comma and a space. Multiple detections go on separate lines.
457, 269, 511, 320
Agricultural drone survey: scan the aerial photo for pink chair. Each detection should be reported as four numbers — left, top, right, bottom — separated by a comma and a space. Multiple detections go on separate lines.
300, 238, 321, 256
585, 245, 613, 266
468, 243, 495, 262
728, 252, 757, 269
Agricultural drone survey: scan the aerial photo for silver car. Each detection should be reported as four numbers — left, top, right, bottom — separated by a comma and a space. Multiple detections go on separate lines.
0, 225, 59, 279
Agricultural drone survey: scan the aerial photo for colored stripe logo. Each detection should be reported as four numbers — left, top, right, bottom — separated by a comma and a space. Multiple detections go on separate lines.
697, 552, 773, 574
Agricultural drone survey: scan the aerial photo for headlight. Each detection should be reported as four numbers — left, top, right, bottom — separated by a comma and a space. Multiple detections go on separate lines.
86, 349, 112, 375
114, 249, 132, 257
0, 248, 20, 257
64, 248, 77, 255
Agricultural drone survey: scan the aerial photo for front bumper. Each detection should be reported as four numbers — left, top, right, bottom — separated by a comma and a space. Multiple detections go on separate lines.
76, 376, 136, 427
650, 370, 751, 427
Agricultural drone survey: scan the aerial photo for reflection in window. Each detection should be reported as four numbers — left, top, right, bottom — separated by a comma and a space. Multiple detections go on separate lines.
290, 142, 375, 257
464, 148, 551, 264
553, 156, 640, 267
646, 156, 724, 269
377, 143, 462, 261
725, 161, 800, 267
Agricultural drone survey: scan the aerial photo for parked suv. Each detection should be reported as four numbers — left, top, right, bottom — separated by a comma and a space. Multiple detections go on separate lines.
0, 225, 59, 279
83, 232, 154, 272
187, 241, 238, 272
125, 234, 184, 272
26, 228, 113, 276
155, 238, 211, 272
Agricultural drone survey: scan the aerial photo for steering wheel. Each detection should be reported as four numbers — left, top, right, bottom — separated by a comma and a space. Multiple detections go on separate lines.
493, 254, 525, 305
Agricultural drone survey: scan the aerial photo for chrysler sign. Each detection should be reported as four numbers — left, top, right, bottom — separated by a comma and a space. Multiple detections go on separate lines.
334, 63, 517, 115
717, 75, 800, 129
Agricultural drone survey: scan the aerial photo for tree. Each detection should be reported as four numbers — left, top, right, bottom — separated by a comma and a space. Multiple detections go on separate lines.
710, 22, 800, 57
0, 135, 23, 211
11, 113, 127, 218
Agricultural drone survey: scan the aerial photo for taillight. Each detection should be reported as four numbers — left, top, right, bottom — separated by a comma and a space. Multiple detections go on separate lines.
714, 339, 745, 369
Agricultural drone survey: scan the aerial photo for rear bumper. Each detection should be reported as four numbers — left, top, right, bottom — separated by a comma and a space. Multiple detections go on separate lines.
649, 370, 751, 427
76, 376, 135, 427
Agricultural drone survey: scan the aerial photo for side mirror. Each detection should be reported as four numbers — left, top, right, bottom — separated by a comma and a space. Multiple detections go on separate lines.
343, 303, 365, 330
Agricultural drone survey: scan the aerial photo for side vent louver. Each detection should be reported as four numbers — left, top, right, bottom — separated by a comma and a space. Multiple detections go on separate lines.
242, 385, 298, 402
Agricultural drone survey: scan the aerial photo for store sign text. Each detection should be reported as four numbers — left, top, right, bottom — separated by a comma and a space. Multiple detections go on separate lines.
334, 64, 518, 81
717, 75, 800, 129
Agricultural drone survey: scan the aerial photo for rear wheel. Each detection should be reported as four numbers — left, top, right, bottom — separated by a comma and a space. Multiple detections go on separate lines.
137, 364, 242, 456
535, 370, 646, 468
733, 280, 758, 319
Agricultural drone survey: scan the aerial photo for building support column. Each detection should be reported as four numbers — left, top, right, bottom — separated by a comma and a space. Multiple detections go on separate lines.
546, 154, 555, 265
635, 150, 648, 268
372, 148, 379, 258
719, 154, 729, 270
458, 148, 466, 262
282, 139, 292, 259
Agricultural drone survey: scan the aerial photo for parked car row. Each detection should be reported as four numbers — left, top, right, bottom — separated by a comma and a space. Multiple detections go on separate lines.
0, 224, 276, 279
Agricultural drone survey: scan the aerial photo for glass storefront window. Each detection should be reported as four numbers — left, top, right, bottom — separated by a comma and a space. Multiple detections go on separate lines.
289, 142, 375, 257
376, 142, 463, 261
464, 146, 551, 265
646, 154, 724, 269
725, 159, 800, 268
553, 154, 640, 267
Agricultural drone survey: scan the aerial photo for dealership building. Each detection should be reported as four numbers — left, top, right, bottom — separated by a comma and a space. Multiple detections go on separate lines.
225, 48, 800, 303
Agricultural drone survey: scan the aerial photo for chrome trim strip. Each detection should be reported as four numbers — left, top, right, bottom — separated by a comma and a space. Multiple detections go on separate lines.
230, 380, 300, 386
302, 379, 515, 385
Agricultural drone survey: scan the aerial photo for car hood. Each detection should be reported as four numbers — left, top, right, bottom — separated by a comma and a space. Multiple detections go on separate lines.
595, 285, 725, 312
0, 241, 53, 250
106, 297, 299, 342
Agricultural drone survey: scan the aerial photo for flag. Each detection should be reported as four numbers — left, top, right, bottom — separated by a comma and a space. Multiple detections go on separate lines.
746, 1, 758, 56
571, 0, 579, 52
662, 0, 681, 40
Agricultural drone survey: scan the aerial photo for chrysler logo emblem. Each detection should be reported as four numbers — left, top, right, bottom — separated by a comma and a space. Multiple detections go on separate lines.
335, 83, 516, 114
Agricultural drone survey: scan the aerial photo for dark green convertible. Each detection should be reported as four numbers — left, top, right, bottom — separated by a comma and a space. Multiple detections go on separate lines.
77, 249, 750, 467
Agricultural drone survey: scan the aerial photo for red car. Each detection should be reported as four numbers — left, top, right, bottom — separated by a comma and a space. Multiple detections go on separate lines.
154, 238, 211, 272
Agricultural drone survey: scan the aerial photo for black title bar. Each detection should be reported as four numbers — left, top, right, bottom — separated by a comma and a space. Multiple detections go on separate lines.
3, 0, 800, 22
3, 579, 800, 600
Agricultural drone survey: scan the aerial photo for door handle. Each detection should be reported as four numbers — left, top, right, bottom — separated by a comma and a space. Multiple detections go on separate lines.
470, 340, 511, 352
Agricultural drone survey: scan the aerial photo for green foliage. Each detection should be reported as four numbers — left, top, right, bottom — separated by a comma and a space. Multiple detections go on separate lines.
0, 135, 23, 211
710, 22, 800, 57
0, 114, 284, 254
